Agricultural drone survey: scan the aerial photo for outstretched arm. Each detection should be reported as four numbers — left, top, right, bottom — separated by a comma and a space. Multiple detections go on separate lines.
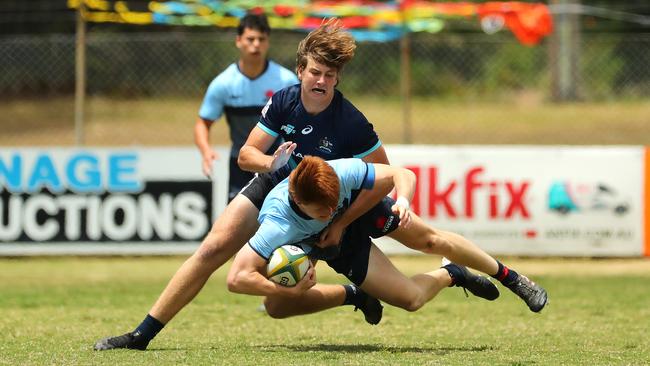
227, 244, 315, 297
238, 126, 296, 173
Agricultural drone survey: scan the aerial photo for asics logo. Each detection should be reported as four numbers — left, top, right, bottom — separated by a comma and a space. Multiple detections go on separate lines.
301, 125, 314, 135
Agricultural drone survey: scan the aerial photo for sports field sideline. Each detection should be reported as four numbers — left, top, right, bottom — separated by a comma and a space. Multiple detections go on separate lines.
1, 256, 648, 365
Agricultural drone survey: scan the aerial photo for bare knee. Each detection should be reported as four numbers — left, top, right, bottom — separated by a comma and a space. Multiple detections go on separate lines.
421, 232, 453, 256
393, 292, 426, 312
194, 232, 239, 267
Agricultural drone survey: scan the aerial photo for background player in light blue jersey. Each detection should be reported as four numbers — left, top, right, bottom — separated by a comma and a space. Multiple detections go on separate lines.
194, 13, 298, 202
228, 156, 513, 318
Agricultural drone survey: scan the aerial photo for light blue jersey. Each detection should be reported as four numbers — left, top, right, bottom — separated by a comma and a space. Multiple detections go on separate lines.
198, 60, 298, 157
248, 158, 376, 260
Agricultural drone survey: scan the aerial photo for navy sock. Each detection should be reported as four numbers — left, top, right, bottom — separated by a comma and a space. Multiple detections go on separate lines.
442, 263, 465, 287
342, 284, 360, 306
491, 261, 519, 287
133, 314, 165, 342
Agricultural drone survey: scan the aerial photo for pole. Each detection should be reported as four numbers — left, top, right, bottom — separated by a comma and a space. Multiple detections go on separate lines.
400, 32, 412, 144
74, 4, 87, 145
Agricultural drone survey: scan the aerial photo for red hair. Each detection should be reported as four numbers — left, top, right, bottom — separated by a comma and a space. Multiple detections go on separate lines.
289, 156, 339, 210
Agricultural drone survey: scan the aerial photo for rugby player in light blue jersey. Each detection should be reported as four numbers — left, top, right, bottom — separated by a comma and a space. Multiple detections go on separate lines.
228, 156, 548, 320
194, 13, 297, 202
227, 156, 506, 317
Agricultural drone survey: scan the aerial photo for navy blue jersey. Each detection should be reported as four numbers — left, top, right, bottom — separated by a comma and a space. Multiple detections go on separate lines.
257, 85, 381, 170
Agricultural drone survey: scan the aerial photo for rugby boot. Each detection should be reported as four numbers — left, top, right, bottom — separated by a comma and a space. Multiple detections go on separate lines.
352, 287, 383, 325
507, 274, 548, 312
93, 330, 149, 351
444, 263, 500, 301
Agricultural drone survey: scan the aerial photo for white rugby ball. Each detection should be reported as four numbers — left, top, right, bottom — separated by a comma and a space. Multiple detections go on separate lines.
267, 245, 310, 287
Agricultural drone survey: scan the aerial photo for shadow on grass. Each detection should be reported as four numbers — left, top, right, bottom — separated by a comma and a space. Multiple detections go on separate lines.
261, 343, 495, 355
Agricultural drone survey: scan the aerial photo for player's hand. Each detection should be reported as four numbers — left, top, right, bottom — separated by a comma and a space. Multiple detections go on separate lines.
269, 141, 297, 172
318, 222, 345, 248
201, 150, 219, 178
286, 266, 316, 296
391, 196, 412, 228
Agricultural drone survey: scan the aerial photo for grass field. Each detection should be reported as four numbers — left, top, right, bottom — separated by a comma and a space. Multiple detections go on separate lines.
1, 256, 649, 365
2, 96, 649, 146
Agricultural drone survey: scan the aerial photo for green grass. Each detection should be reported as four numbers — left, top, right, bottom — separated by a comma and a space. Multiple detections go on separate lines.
1, 256, 649, 365
1, 96, 649, 146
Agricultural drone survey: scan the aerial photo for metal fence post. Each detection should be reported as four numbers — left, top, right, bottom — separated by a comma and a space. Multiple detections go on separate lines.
74, 4, 86, 145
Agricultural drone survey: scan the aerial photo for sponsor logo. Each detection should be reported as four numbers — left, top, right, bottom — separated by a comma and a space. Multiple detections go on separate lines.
301, 125, 314, 135
280, 124, 296, 135
318, 137, 333, 153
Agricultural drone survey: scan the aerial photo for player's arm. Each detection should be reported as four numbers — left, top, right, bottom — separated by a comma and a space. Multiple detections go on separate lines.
360, 145, 389, 165
319, 162, 416, 247
194, 117, 219, 178
238, 126, 297, 173
227, 244, 315, 297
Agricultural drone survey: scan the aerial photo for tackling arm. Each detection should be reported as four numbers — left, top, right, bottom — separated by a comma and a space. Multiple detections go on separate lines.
238, 126, 296, 173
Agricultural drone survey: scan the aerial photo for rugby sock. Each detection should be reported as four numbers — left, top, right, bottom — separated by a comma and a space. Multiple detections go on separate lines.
133, 314, 165, 342
442, 263, 465, 287
491, 261, 519, 287
342, 284, 359, 306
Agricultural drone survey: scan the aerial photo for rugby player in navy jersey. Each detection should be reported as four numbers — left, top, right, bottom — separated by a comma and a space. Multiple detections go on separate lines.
193, 13, 298, 202
94, 18, 389, 351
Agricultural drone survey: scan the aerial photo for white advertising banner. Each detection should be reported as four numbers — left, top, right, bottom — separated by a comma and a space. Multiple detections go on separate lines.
377, 145, 646, 257
0, 147, 227, 255
1, 146, 647, 256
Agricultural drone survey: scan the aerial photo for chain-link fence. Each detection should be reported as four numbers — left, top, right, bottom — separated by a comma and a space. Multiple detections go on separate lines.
1, 30, 649, 146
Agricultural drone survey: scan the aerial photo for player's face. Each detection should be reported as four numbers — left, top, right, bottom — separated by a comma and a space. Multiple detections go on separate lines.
297, 57, 338, 105
236, 28, 269, 59
297, 201, 335, 222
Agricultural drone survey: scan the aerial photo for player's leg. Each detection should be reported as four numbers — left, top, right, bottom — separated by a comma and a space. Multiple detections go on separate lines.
359, 244, 497, 311
149, 194, 260, 322
262, 261, 381, 325
94, 194, 261, 351
94, 172, 279, 351
387, 212, 499, 275
387, 212, 547, 312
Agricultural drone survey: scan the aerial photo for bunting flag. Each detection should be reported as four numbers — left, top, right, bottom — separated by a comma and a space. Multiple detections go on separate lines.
67, 0, 553, 45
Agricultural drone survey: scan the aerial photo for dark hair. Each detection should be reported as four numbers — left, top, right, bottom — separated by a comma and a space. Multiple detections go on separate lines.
237, 13, 271, 36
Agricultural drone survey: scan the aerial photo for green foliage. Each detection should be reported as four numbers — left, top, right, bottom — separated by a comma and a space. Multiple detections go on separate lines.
1, 257, 649, 365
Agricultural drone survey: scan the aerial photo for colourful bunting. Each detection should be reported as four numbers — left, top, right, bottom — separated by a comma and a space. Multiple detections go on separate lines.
67, 0, 553, 45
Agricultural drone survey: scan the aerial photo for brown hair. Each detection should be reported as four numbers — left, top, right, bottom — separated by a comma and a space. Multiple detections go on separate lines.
295, 18, 356, 73
289, 156, 340, 211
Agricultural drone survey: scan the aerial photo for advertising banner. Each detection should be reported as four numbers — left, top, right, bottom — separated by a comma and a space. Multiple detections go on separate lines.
1, 146, 647, 256
0, 148, 227, 255
377, 146, 646, 257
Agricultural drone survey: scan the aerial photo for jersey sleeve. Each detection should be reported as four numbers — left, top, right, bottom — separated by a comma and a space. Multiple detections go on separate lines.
198, 77, 227, 122
344, 106, 382, 159
248, 214, 293, 260
333, 158, 376, 193
257, 89, 286, 138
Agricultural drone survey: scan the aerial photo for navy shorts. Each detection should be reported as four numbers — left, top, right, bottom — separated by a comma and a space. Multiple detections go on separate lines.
325, 196, 400, 286
239, 165, 292, 210
228, 157, 255, 203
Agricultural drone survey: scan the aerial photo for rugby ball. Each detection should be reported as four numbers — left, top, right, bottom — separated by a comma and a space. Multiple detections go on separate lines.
267, 245, 310, 287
